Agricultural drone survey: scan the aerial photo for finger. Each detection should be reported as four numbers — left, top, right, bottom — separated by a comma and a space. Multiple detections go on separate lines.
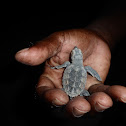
36, 76, 69, 106
87, 92, 113, 112
66, 96, 91, 117
43, 89, 69, 106
88, 84, 110, 94
36, 76, 55, 96
106, 85, 126, 103
15, 33, 62, 66
89, 84, 126, 103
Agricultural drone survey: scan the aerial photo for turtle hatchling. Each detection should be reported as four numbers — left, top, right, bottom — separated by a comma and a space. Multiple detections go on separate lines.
51, 46, 102, 99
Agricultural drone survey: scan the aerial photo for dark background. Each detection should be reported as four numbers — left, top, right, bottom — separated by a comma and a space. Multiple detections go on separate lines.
1, 1, 126, 126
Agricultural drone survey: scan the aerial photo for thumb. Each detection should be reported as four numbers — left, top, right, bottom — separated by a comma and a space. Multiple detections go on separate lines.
15, 33, 62, 66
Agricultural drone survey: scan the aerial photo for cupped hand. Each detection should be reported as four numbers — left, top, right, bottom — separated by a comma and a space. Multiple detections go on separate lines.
15, 29, 126, 117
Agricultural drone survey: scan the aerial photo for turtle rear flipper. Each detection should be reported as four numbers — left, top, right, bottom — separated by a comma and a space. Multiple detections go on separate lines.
80, 89, 90, 96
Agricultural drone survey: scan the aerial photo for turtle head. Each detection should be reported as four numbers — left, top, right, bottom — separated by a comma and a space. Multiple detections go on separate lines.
71, 46, 83, 63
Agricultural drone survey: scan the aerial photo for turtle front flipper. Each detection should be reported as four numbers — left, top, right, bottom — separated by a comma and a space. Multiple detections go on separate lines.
51, 61, 70, 69
85, 66, 102, 81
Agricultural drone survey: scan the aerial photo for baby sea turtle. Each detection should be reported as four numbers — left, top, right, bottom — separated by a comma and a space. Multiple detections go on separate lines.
51, 46, 102, 99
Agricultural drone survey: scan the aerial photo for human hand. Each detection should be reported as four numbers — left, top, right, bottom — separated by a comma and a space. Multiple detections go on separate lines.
15, 29, 126, 117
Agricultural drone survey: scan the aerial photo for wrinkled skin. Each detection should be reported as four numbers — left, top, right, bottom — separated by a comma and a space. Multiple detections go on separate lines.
15, 29, 126, 117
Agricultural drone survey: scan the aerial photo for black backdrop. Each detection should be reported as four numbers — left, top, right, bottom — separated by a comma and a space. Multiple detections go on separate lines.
1, 1, 126, 126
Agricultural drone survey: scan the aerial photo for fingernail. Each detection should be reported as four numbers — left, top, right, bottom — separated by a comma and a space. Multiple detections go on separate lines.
52, 98, 65, 106
120, 97, 126, 103
95, 102, 109, 112
72, 107, 88, 117
17, 48, 29, 54
15, 48, 30, 62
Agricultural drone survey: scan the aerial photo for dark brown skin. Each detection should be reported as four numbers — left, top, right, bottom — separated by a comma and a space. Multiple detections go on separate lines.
15, 28, 126, 117
15, 9, 126, 117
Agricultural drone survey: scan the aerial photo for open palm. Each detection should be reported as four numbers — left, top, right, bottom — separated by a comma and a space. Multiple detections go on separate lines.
15, 29, 126, 117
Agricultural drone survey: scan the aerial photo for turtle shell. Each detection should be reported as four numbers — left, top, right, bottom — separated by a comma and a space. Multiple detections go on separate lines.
62, 64, 87, 97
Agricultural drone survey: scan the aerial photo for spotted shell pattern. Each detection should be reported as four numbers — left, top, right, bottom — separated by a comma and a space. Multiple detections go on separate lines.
62, 64, 87, 97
